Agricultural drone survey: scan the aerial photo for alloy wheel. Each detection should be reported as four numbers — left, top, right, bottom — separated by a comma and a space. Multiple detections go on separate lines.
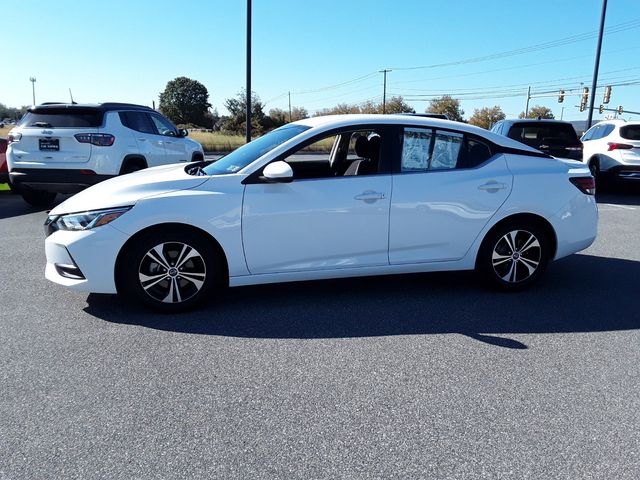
138, 242, 207, 303
491, 230, 542, 283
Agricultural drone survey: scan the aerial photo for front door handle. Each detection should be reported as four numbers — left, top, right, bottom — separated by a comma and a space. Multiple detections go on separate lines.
478, 181, 508, 192
354, 190, 385, 202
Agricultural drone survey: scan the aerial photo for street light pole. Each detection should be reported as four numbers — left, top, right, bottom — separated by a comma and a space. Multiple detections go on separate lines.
586, 0, 607, 129
525, 85, 531, 117
29, 77, 37, 105
245, 0, 252, 143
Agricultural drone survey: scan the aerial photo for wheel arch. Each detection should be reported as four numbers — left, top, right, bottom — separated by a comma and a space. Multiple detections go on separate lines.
114, 222, 230, 294
475, 213, 557, 267
119, 155, 148, 175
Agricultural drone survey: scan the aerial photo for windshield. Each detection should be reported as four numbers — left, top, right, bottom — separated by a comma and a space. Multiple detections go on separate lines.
202, 124, 310, 175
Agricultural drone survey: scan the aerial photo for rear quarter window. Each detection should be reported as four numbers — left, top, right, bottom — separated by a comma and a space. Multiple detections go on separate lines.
620, 125, 640, 141
18, 108, 103, 128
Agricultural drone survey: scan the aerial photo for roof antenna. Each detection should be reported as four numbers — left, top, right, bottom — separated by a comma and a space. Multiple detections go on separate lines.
69, 88, 77, 104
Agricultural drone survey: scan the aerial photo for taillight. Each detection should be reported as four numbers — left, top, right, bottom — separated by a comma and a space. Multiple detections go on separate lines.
7, 132, 22, 144
74, 133, 115, 146
570, 177, 596, 195
607, 142, 633, 151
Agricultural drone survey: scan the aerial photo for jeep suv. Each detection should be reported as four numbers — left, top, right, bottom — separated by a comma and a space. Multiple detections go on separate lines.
7, 103, 205, 206
491, 119, 583, 160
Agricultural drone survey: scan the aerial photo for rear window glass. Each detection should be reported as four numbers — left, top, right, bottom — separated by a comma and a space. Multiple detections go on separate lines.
620, 125, 640, 141
18, 109, 103, 128
507, 123, 579, 147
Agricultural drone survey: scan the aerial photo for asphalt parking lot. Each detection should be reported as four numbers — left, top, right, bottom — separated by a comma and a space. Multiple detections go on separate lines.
1, 187, 639, 479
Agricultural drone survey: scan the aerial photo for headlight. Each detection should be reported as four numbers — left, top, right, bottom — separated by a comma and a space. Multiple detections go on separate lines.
45, 206, 132, 234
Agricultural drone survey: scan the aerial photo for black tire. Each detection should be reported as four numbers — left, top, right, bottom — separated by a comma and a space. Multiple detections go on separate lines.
20, 187, 57, 207
477, 222, 551, 292
119, 229, 224, 312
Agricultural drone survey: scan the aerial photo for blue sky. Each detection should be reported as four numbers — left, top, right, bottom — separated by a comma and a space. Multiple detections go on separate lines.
2, 0, 639, 121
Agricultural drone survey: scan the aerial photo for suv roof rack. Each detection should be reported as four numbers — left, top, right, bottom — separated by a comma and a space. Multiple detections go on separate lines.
98, 102, 154, 111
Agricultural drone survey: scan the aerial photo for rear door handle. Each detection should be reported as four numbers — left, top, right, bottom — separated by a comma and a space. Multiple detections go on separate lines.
354, 191, 385, 202
137, 138, 146, 142
478, 181, 508, 192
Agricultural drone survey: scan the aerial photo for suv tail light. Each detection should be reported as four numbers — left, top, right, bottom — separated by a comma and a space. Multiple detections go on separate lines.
570, 177, 596, 195
7, 132, 22, 144
74, 133, 115, 146
607, 142, 633, 151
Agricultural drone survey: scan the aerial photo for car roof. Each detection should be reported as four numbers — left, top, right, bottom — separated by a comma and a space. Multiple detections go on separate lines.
293, 114, 541, 153
500, 118, 575, 126
28, 102, 153, 113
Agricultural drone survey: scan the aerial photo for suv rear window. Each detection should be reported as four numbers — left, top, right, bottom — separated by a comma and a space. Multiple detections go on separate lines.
507, 123, 579, 147
620, 125, 640, 141
18, 108, 103, 128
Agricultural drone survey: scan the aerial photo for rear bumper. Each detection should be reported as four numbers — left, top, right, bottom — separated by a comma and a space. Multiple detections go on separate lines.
606, 165, 640, 180
9, 168, 114, 193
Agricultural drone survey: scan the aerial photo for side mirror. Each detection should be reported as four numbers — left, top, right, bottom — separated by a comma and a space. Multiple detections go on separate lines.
262, 161, 293, 183
179, 128, 188, 137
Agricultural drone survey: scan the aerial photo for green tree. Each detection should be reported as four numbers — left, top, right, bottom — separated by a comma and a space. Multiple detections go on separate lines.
222, 89, 269, 135
519, 105, 554, 119
468, 106, 506, 130
159, 77, 211, 126
426, 95, 465, 122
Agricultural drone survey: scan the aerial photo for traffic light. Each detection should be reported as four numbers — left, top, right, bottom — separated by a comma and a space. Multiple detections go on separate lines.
603, 85, 612, 104
579, 87, 589, 112
558, 89, 565, 103
599, 105, 604, 114
618, 106, 624, 115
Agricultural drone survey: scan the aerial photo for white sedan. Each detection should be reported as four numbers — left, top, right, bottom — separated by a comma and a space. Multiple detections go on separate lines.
44, 115, 598, 311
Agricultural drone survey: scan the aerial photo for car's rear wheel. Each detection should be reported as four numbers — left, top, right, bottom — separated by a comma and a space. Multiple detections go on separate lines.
20, 187, 57, 207
119, 230, 223, 312
477, 223, 550, 291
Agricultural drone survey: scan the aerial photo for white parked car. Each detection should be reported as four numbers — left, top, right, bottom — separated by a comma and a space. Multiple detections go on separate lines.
581, 120, 640, 181
7, 103, 204, 206
44, 114, 598, 311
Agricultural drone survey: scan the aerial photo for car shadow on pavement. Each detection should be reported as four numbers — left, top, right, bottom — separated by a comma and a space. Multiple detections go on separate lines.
596, 182, 640, 206
84, 253, 640, 349
0, 193, 68, 220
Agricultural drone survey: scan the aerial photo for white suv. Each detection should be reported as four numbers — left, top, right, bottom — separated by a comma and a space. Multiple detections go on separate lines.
7, 103, 205, 206
581, 120, 640, 181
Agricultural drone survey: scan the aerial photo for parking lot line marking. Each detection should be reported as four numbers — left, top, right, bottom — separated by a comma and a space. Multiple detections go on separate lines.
599, 204, 636, 210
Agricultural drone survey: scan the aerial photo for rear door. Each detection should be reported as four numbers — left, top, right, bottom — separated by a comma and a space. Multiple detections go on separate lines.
389, 127, 512, 264
13, 107, 101, 164
119, 111, 167, 167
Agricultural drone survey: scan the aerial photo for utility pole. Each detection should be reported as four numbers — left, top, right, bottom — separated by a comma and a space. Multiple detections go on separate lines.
379, 69, 391, 114
525, 85, 531, 117
29, 77, 36, 105
586, 0, 607, 130
245, 0, 252, 143
288, 91, 292, 123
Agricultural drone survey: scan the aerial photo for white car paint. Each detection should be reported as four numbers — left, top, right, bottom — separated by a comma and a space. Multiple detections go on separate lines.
44, 114, 598, 298
582, 120, 640, 176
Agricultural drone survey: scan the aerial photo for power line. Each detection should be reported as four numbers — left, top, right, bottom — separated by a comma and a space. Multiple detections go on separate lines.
389, 18, 640, 71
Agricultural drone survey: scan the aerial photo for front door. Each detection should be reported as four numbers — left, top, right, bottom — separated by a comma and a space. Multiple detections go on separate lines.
242, 128, 392, 275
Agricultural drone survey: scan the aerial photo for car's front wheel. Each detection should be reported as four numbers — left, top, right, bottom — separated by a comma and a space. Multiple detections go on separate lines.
477, 223, 551, 291
20, 187, 57, 207
119, 230, 224, 312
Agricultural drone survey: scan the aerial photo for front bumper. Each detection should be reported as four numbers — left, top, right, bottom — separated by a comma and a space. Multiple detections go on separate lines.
45, 225, 130, 294
10, 168, 114, 193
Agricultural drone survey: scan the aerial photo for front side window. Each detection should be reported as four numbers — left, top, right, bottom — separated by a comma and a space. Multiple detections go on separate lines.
202, 124, 310, 176
150, 114, 178, 136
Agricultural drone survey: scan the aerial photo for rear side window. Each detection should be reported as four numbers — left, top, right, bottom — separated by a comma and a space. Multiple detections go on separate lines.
620, 125, 640, 140
508, 123, 579, 147
400, 127, 493, 172
119, 111, 156, 134
18, 108, 103, 128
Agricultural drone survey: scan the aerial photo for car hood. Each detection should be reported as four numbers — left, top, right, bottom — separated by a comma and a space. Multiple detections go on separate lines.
50, 163, 207, 215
